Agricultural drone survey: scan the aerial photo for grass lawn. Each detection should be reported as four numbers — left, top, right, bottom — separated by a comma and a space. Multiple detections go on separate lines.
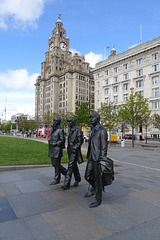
0, 136, 87, 166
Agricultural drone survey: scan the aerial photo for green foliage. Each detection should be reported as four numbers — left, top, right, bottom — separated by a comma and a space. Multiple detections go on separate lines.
153, 114, 160, 129
74, 101, 91, 128
43, 111, 58, 128
118, 88, 151, 147
97, 102, 117, 128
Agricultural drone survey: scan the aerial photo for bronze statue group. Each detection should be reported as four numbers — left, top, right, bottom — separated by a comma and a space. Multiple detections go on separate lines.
48, 112, 114, 208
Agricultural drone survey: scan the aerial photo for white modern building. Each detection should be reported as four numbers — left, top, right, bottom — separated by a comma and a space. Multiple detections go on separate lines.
93, 37, 160, 139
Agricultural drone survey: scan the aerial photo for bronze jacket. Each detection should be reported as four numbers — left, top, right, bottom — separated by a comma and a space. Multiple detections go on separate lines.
67, 125, 84, 164
48, 126, 65, 158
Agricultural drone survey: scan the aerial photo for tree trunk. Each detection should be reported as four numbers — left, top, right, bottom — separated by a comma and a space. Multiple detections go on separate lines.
132, 126, 134, 148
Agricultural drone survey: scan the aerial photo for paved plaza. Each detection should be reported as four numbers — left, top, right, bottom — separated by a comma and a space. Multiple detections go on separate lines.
0, 141, 160, 240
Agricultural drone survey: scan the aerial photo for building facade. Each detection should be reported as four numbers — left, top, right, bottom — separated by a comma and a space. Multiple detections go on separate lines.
93, 37, 160, 139
35, 19, 94, 121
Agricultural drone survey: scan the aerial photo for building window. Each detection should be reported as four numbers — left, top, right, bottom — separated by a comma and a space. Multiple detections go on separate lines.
136, 90, 144, 96
152, 101, 159, 109
137, 59, 142, 66
124, 73, 128, 80
114, 86, 118, 93
124, 93, 129, 102
123, 83, 128, 91
105, 88, 109, 95
152, 76, 159, 85
114, 95, 118, 103
124, 63, 128, 70
114, 76, 118, 83
105, 97, 109, 104
97, 90, 100, 96
105, 70, 109, 76
137, 69, 143, 76
105, 79, 109, 85
152, 64, 159, 72
152, 53, 158, 60
114, 67, 118, 73
136, 80, 144, 88
152, 88, 159, 97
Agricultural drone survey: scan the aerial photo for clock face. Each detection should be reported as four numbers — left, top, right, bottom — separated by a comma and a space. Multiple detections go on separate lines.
50, 42, 54, 51
60, 42, 67, 52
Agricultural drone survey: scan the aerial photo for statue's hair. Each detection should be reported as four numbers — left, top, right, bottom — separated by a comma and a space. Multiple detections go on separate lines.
90, 112, 100, 122
54, 116, 61, 124
67, 116, 76, 123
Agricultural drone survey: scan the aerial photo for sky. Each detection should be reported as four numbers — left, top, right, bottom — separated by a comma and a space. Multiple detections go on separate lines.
1, 0, 160, 121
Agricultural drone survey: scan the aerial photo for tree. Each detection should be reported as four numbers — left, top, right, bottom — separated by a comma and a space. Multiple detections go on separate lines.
98, 102, 118, 144
98, 102, 117, 127
43, 111, 58, 128
74, 101, 91, 128
153, 114, 160, 129
118, 88, 151, 147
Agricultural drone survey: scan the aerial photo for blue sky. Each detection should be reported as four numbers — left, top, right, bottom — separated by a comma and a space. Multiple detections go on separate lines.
1, 0, 160, 120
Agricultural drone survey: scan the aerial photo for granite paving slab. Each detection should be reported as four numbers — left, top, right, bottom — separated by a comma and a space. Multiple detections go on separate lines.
8, 192, 56, 218
0, 197, 17, 223
79, 202, 138, 233
130, 189, 160, 207
0, 171, 23, 183
24, 215, 60, 240
41, 206, 112, 240
0, 219, 35, 240
111, 195, 160, 223
1, 182, 21, 196
102, 216, 160, 240
17, 169, 48, 180
41, 188, 87, 209
15, 179, 50, 193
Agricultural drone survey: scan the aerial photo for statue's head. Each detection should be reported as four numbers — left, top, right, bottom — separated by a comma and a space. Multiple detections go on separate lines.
67, 116, 76, 128
53, 116, 61, 127
90, 112, 100, 126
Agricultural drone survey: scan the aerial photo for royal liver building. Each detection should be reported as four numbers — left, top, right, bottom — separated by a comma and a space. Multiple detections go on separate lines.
35, 18, 94, 121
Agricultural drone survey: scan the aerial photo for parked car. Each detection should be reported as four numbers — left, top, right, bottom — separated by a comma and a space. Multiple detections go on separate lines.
124, 134, 135, 140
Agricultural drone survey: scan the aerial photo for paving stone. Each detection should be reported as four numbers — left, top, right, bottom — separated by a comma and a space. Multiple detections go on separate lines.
24, 215, 60, 240
79, 202, 138, 233
8, 192, 56, 218
0, 171, 23, 183
41, 188, 87, 209
42, 206, 112, 240
2, 183, 21, 196
111, 195, 160, 223
15, 179, 50, 193
0, 185, 5, 197
102, 216, 160, 240
0, 219, 35, 240
130, 189, 160, 207
17, 169, 48, 180
0, 197, 17, 223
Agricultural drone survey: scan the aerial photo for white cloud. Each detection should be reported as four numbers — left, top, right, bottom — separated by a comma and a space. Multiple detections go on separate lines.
0, 90, 35, 121
85, 51, 103, 68
0, 69, 39, 90
70, 49, 103, 68
0, 0, 46, 29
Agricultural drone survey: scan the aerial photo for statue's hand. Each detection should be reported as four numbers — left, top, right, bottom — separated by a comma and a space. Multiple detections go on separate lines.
50, 142, 57, 147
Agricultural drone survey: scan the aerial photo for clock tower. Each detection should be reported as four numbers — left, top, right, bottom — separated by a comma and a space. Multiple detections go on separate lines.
35, 17, 94, 122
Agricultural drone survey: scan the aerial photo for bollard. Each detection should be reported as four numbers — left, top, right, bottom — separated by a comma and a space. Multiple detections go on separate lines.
121, 139, 125, 147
